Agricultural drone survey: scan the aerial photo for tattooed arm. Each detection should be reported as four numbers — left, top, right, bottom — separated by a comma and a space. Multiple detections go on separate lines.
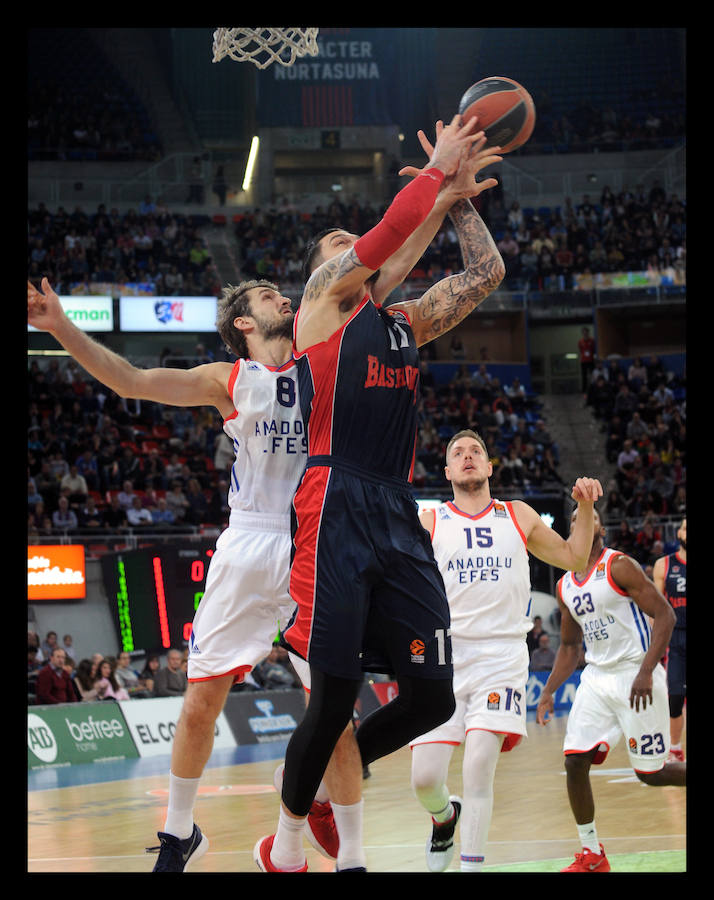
300, 116, 485, 310
389, 199, 505, 347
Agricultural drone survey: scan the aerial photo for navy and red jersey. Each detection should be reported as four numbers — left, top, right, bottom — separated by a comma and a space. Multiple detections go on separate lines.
662, 551, 686, 630
294, 297, 420, 483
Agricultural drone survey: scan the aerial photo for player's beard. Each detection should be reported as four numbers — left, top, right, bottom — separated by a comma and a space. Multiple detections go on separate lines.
257, 311, 294, 342
679, 538, 686, 550
452, 474, 488, 494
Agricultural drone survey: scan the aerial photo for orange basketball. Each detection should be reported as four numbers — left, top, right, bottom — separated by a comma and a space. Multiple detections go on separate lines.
458, 76, 536, 153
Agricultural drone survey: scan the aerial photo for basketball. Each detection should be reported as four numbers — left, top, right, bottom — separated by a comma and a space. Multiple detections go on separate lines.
458, 76, 536, 153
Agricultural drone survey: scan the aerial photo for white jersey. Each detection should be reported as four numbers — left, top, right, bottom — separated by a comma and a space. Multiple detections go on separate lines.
429, 498, 532, 666
558, 547, 651, 669
222, 358, 307, 517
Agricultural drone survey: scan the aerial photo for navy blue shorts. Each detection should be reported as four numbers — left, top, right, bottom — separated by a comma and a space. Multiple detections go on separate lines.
282, 460, 452, 681
666, 629, 686, 696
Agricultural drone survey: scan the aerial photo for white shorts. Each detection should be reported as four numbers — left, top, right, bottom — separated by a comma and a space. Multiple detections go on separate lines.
411, 639, 529, 751
564, 661, 670, 773
187, 511, 298, 683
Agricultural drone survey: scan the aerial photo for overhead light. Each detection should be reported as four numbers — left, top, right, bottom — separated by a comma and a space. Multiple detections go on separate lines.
242, 136, 259, 191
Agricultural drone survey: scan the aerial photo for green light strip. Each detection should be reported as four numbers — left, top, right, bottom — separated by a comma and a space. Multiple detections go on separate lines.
116, 558, 135, 652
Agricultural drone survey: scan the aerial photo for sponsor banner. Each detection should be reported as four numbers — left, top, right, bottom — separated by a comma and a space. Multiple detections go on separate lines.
70, 281, 157, 296
222, 690, 305, 745
27, 296, 113, 333
573, 269, 685, 290
526, 669, 581, 710
256, 27, 436, 130
118, 697, 236, 757
119, 296, 218, 332
28, 702, 139, 769
28, 544, 86, 601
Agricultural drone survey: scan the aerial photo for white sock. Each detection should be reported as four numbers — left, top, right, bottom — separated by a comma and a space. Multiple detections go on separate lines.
270, 806, 307, 871
163, 772, 200, 839
577, 821, 600, 854
331, 800, 366, 870
671, 742, 682, 752
460, 853, 485, 872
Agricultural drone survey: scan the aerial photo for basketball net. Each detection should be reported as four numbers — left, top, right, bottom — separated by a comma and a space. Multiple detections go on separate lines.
212, 28, 319, 69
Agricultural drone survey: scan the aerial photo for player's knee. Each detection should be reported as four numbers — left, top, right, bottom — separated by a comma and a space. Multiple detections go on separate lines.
563, 751, 591, 777
669, 694, 685, 718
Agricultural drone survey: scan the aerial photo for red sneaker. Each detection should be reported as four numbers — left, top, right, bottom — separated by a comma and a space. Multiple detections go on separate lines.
561, 844, 610, 872
273, 764, 339, 860
253, 835, 307, 873
305, 798, 340, 860
668, 748, 685, 763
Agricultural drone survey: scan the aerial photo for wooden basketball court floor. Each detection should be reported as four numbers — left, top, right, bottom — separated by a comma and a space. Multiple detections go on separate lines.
28, 710, 686, 874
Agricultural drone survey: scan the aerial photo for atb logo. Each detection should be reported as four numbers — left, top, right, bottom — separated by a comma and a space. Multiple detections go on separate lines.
28, 713, 57, 763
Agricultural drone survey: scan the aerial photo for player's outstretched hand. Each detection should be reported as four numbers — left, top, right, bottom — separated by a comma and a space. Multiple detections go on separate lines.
28, 277, 63, 332
570, 476, 603, 504
399, 118, 502, 200
422, 114, 484, 179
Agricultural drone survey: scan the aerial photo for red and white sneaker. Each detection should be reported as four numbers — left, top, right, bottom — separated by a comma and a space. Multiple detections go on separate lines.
668, 748, 685, 763
253, 835, 307, 873
561, 843, 610, 872
273, 764, 340, 860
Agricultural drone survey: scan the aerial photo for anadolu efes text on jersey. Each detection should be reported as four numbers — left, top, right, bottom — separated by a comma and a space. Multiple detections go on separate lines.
428, 499, 532, 663
558, 547, 652, 668
294, 299, 421, 482
222, 359, 307, 516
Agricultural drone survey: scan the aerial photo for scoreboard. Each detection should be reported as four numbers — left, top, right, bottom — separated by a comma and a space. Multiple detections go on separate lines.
100, 544, 215, 654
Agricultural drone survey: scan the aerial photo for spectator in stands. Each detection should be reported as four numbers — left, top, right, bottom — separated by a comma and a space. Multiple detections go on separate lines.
94, 657, 130, 701
28, 645, 42, 677
126, 494, 153, 527
253, 643, 302, 691
35, 647, 77, 704
152, 648, 188, 697
530, 633, 556, 671
78, 494, 105, 528
51, 495, 78, 531
115, 651, 150, 696
627, 357, 648, 391
41, 631, 59, 659
617, 438, 639, 476
117, 479, 138, 511
634, 518, 662, 566
185, 478, 208, 526
151, 497, 175, 527
527, 615, 547, 655
140, 653, 161, 694
611, 519, 637, 555
165, 480, 190, 522
103, 493, 128, 528
73, 658, 100, 701
605, 489, 627, 521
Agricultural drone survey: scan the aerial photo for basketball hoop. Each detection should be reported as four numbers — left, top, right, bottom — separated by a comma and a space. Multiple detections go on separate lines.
212, 28, 320, 69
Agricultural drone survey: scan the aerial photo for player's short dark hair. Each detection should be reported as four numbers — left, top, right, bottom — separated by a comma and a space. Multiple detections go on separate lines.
301, 227, 345, 284
216, 280, 280, 358
446, 429, 489, 462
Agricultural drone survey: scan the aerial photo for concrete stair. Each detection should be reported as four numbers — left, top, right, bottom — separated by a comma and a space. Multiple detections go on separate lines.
538, 393, 616, 494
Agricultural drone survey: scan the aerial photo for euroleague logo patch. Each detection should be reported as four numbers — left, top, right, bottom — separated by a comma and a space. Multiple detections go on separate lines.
410, 639, 425, 663
487, 691, 501, 710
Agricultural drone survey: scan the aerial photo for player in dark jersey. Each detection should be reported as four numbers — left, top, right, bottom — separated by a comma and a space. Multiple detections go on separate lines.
254, 116, 507, 873
653, 516, 686, 761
